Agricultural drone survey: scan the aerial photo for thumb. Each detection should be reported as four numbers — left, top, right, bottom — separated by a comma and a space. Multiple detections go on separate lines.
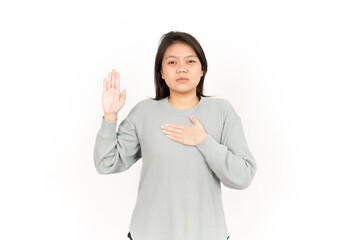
189, 116, 200, 125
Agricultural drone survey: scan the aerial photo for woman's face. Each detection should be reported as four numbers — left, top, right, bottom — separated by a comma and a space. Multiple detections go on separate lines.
161, 42, 203, 96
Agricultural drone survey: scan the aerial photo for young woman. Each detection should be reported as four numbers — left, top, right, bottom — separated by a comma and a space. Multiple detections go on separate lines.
93, 31, 257, 240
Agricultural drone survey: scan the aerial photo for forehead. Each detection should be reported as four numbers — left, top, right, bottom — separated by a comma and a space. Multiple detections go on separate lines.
164, 42, 197, 58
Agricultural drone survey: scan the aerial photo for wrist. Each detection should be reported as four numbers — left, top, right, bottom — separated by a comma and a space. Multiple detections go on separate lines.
198, 132, 208, 145
104, 113, 117, 122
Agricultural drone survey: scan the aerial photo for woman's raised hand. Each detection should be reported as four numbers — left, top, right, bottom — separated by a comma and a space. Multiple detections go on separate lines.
102, 69, 126, 116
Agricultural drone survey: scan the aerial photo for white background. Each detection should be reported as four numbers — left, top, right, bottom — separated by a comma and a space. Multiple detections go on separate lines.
1, 0, 359, 239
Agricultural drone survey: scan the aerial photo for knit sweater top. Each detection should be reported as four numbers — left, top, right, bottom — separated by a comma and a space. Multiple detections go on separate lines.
93, 96, 257, 240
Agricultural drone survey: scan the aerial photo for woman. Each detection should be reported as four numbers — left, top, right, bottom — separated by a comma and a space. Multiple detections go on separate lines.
93, 31, 257, 240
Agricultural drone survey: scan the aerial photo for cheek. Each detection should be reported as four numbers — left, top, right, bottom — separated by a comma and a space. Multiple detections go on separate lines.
195, 64, 203, 72
161, 66, 171, 75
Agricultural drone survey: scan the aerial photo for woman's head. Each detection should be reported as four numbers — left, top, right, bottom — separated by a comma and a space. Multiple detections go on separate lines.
151, 31, 212, 100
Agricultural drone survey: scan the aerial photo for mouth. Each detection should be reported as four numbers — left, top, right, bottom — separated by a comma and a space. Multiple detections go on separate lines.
176, 77, 189, 82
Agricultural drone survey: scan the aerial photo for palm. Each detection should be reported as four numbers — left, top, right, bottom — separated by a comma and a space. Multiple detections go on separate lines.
102, 69, 126, 114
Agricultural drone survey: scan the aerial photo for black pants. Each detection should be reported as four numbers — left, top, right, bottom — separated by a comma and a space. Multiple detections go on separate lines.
127, 231, 230, 239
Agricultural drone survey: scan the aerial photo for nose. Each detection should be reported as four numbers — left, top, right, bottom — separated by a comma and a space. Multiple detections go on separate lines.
176, 61, 188, 73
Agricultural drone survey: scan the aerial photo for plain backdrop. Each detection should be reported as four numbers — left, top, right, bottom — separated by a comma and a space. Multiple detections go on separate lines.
1, 0, 359, 239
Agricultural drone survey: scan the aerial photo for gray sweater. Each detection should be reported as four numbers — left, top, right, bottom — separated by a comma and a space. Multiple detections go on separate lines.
93, 96, 257, 240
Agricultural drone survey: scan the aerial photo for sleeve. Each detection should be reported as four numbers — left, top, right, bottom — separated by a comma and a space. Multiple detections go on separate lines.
195, 104, 257, 190
93, 114, 142, 175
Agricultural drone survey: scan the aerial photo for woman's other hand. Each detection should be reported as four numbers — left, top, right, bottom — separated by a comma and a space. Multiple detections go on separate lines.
160, 116, 208, 146
102, 69, 126, 120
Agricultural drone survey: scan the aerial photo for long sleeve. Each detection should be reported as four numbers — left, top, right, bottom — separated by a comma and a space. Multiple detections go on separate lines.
93, 114, 142, 175
195, 111, 256, 190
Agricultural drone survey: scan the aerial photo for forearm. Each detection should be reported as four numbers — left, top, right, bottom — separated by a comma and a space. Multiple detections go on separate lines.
93, 116, 141, 175
196, 134, 256, 189
93, 118, 120, 174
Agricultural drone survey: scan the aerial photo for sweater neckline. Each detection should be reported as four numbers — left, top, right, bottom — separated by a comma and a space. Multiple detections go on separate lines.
161, 96, 205, 115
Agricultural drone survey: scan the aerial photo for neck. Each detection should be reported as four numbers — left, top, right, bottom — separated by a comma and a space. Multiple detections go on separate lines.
168, 93, 200, 110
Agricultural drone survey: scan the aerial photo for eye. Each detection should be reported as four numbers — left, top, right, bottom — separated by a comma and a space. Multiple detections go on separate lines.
167, 60, 195, 64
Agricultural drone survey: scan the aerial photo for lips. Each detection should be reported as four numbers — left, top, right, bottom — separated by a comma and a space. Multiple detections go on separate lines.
176, 77, 189, 81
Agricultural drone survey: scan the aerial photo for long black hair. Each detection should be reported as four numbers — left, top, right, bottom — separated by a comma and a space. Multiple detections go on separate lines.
149, 31, 214, 100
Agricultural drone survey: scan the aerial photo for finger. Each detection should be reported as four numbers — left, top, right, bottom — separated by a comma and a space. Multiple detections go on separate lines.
163, 130, 182, 137
168, 127, 182, 134
167, 134, 182, 143
110, 70, 113, 89
115, 71, 120, 90
111, 69, 116, 89
107, 72, 111, 89
121, 89, 126, 100
103, 78, 107, 92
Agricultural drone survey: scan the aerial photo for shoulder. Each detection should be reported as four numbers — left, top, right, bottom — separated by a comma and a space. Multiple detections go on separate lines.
204, 97, 240, 120
203, 96, 235, 112
127, 97, 160, 118
128, 97, 152, 113
130, 97, 151, 109
134, 97, 163, 109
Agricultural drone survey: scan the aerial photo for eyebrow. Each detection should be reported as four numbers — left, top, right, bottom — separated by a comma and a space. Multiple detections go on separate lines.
164, 54, 198, 60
